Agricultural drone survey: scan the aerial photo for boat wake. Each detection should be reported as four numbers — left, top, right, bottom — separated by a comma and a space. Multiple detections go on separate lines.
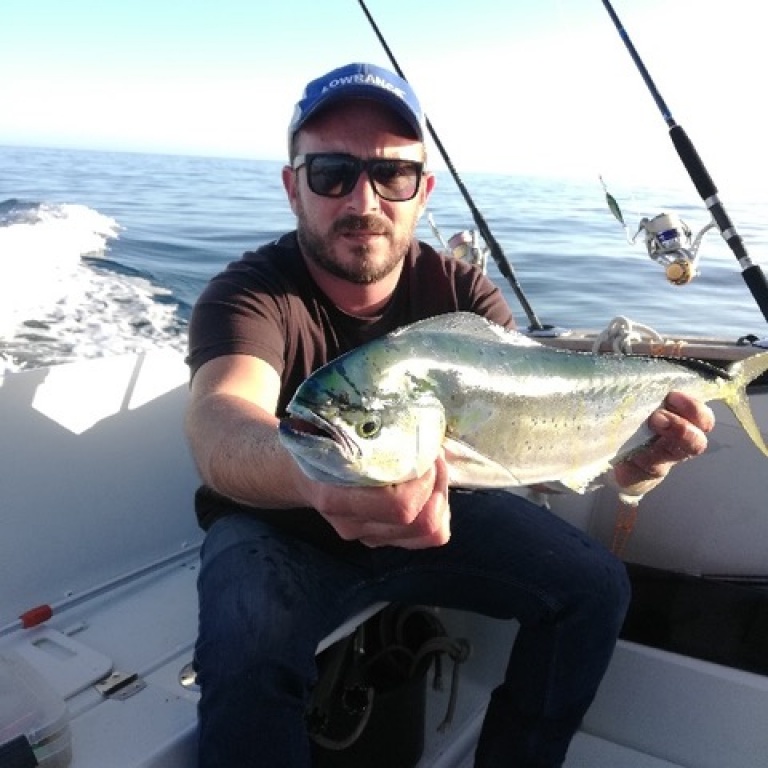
0, 199, 187, 372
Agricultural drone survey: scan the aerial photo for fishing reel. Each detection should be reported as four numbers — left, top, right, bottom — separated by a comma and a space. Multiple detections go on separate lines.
636, 212, 706, 286
427, 212, 569, 338
427, 214, 490, 273
445, 229, 489, 272
601, 178, 716, 286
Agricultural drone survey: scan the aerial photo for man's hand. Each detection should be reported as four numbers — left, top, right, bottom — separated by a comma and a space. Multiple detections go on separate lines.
310, 452, 451, 550
614, 391, 715, 498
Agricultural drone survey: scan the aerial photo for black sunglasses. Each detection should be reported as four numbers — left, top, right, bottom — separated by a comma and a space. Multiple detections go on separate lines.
292, 153, 424, 202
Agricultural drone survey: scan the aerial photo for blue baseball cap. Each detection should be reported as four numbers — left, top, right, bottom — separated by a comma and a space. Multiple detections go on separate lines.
288, 62, 426, 146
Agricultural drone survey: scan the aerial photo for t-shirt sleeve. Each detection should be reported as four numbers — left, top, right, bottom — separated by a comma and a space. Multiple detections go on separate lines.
449, 258, 517, 330
468, 274, 517, 330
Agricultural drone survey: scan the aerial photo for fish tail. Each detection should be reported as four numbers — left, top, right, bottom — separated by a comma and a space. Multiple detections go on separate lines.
724, 351, 768, 457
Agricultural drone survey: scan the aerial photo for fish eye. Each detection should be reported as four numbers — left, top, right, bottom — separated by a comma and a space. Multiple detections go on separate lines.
356, 415, 382, 439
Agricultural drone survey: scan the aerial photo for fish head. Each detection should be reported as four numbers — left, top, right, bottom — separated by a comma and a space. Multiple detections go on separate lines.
279, 342, 446, 486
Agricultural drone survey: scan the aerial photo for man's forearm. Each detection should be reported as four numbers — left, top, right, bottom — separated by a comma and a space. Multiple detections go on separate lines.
185, 392, 310, 508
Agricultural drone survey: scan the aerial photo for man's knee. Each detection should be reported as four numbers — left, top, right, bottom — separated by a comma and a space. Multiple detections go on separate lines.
581, 547, 631, 627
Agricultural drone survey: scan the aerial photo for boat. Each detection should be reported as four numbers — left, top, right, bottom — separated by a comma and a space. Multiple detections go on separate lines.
3, 313, 768, 768
4, 2, 768, 766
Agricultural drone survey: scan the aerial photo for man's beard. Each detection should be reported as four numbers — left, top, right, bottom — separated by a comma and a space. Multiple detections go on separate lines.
297, 213, 411, 285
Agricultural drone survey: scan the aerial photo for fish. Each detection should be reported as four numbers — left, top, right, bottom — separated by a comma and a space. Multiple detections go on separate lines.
278, 312, 768, 496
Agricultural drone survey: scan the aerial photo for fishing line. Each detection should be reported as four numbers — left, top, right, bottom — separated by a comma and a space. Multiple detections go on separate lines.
601, 0, 768, 325
356, 0, 546, 333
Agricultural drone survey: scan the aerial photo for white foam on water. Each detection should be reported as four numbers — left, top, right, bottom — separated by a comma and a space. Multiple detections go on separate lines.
0, 201, 186, 372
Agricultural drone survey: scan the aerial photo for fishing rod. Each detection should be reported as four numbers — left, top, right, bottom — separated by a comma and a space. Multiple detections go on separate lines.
601, 0, 768, 325
356, 0, 547, 333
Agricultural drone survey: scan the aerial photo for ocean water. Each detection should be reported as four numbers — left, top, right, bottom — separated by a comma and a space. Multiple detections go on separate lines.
3, 144, 768, 372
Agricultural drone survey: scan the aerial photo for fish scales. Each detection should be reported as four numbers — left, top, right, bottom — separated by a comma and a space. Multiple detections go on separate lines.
397, 337, 722, 487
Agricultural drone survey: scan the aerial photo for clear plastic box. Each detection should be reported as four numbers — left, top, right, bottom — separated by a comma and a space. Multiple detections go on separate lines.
0, 651, 72, 767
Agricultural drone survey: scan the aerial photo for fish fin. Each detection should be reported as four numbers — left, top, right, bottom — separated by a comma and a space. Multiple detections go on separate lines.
725, 352, 768, 457
395, 312, 542, 348
443, 438, 523, 487
610, 476, 657, 505
557, 462, 613, 495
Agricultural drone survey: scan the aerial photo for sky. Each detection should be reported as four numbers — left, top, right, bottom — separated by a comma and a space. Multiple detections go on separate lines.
1, 0, 766, 194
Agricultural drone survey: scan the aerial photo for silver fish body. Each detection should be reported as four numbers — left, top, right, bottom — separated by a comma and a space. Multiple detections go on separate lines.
279, 312, 768, 492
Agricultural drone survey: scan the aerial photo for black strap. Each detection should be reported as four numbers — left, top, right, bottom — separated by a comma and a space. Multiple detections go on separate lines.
307, 605, 470, 749
0, 734, 38, 768
307, 632, 374, 750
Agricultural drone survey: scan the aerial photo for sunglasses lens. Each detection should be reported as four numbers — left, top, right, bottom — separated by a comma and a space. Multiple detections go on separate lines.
307, 155, 359, 197
369, 160, 421, 201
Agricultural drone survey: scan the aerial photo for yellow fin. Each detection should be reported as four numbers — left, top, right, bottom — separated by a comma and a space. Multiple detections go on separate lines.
724, 352, 768, 457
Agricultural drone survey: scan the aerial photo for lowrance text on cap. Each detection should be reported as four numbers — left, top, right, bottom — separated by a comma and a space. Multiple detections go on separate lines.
287, 62, 425, 146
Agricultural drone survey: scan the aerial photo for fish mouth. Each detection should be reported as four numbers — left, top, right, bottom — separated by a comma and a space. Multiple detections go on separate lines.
279, 406, 360, 460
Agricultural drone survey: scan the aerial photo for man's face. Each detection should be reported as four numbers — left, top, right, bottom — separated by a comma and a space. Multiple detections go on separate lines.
283, 100, 435, 285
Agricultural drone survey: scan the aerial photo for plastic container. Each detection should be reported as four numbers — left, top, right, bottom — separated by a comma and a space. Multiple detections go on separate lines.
0, 652, 72, 767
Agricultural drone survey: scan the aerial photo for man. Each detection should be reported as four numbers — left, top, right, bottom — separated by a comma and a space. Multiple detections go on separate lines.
185, 62, 713, 767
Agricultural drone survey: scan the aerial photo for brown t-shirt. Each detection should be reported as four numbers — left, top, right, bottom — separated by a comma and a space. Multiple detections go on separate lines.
187, 231, 515, 547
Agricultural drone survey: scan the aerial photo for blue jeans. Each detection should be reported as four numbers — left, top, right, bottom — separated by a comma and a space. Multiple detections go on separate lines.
195, 490, 630, 767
